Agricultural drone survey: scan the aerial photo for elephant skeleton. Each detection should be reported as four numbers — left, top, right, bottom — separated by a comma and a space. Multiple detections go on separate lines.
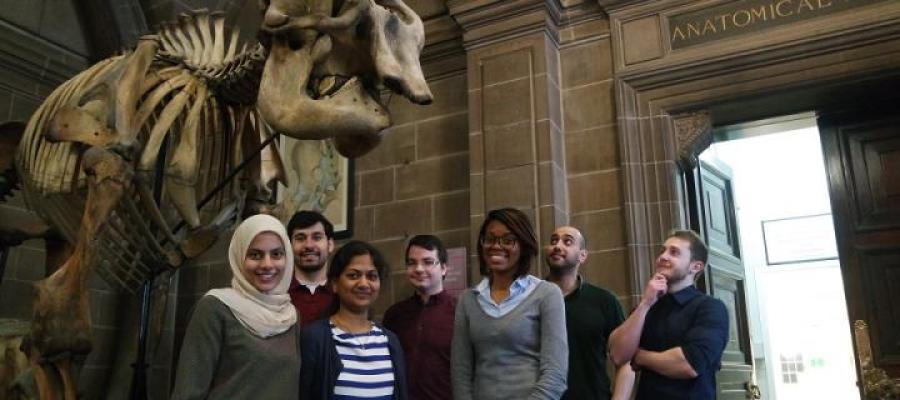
10, 1, 431, 398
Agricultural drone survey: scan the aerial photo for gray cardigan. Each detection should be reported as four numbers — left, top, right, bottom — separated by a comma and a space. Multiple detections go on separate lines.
451, 279, 568, 400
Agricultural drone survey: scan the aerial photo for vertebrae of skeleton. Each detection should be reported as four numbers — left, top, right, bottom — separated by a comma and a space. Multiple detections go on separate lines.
155, 9, 267, 105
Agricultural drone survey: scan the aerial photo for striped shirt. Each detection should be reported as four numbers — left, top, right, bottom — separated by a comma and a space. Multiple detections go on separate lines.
331, 324, 396, 400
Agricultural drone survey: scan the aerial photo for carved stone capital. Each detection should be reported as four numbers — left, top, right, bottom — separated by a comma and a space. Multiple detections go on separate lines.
596, 0, 650, 11
672, 110, 712, 169
424, 15, 463, 46
448, 0, 563, 48
422, 15, 465, 62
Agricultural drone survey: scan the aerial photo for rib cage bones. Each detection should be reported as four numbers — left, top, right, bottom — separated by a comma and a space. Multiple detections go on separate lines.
15, 10, 280, 292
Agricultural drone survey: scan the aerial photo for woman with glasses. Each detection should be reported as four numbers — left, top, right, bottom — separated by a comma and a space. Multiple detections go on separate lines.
172, 214, 300, 399
451, 208, 568, 400
299, 240, 408, 399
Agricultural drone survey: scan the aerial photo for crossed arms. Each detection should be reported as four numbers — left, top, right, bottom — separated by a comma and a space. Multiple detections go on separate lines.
608, 276, 728, 380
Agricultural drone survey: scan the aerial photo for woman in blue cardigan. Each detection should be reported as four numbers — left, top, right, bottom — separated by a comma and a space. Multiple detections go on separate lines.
300, 240, 408, 400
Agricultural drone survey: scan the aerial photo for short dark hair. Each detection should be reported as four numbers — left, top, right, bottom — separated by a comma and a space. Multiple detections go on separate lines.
287, 210, 334, 238
327, 240, 388, 284
406, 235, 447, 264
477, 208, 538, 278
669, 230, 708, 264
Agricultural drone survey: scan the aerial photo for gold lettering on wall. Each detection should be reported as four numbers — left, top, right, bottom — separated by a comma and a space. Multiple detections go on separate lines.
797, 0, 816, 13
669, 0, 888, 49
775, 0, 794, 17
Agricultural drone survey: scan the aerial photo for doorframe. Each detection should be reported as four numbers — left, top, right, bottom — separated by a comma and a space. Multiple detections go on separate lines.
605, 0, 900, 304
606, 2, 900, 397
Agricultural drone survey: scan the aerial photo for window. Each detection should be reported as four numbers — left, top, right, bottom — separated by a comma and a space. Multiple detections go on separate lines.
780, 354, 805, 384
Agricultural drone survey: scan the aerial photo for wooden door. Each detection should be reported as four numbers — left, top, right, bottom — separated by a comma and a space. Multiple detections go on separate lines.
692, 159, 756, 399
819, 106, 900, 399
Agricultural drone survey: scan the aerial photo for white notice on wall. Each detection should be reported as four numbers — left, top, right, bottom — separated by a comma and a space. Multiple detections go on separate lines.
762, 214, 839, 265
444, 247, 468, 297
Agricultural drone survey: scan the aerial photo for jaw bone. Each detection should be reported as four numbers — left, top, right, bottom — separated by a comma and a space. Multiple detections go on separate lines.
261, 0, 433, 106
257, 34, 391, 141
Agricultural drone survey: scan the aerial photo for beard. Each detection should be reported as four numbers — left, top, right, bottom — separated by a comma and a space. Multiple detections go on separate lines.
546, 254, 578, 273
296, 257, 326, 273
657, 261, 691, 286
666, 270, 690, 286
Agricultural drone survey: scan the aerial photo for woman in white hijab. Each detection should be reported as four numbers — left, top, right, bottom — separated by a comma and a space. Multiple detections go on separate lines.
172, 214, 300, 399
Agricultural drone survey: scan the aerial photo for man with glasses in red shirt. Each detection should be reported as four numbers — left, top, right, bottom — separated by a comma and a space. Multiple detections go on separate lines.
383, 235, 457, 400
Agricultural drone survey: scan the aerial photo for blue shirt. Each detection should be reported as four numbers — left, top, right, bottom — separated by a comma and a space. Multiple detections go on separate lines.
473, 275, 540, 317
636, 285, 729, 400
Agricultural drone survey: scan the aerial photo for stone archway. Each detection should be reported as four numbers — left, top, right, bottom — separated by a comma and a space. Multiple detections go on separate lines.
605, 0, 900, 298
605, 1, 900, 398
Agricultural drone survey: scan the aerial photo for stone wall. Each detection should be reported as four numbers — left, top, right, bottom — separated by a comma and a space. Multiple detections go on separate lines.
446, 0, 631, 307
558, 18, 630, 305
353, 62, 470, 314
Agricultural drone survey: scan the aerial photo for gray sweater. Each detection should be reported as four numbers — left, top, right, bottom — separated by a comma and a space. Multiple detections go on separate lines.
451, 279, 568, 400
171, 296, 301, 400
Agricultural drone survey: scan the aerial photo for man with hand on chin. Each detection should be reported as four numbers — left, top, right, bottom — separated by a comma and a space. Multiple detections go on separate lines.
383, 235, 457, 400
286, 210, 336, 325
545, 226, 633, 400
608, 230, 729, 400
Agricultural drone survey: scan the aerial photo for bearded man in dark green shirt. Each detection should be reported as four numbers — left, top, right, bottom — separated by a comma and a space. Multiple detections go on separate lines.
545, 226, 634, 400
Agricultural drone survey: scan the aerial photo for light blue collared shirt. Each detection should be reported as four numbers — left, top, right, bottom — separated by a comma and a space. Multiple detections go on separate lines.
473, 274, 541, 317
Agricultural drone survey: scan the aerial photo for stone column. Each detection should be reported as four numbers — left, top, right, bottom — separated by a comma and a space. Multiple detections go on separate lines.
449, 0, 567, 282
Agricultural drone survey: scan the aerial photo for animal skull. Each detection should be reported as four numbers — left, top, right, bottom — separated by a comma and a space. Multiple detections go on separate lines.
257, 0, 432, 156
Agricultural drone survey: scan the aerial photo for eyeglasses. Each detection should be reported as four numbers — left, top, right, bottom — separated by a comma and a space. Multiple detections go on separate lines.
481, 235, 518, 248
405, 259, 442, 269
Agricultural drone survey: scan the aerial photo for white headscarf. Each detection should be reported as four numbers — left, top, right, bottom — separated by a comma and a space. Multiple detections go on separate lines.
206, 214, 298, 338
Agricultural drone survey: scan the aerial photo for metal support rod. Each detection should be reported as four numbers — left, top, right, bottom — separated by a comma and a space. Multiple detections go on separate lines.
129, 270, 156, 400
171, 132, 279, 235
0, 246, 8, 286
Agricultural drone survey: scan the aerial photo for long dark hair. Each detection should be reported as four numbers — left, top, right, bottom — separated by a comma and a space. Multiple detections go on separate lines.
326, 240, 388, 315
476, 208, 538, 278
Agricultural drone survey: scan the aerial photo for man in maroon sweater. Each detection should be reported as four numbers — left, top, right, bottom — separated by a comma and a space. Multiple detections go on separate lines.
286, 211, 335, 325
383, 235, 457, 400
